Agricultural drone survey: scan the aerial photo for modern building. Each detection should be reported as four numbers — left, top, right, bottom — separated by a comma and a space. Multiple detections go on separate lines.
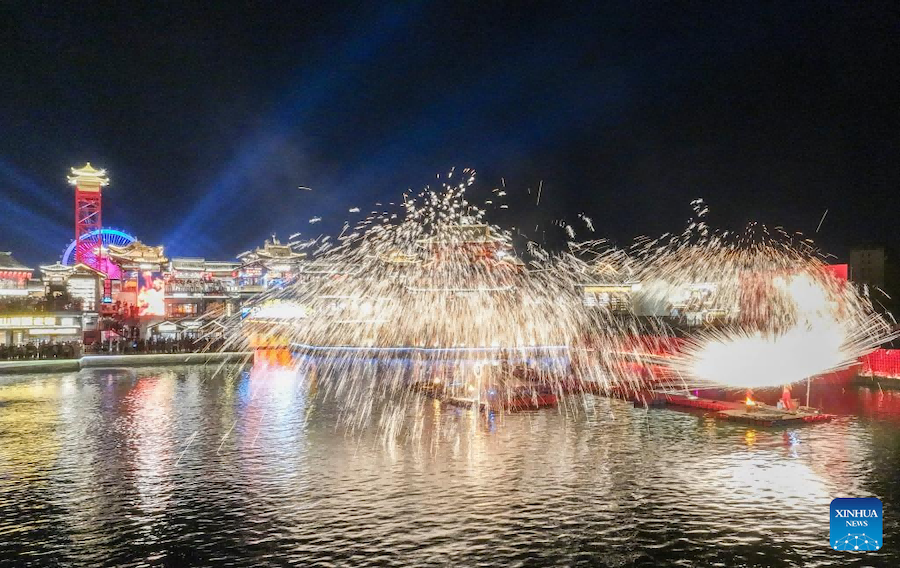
850, 247, 890, 289
0, 313, 85, 346
849, 246, 900, 311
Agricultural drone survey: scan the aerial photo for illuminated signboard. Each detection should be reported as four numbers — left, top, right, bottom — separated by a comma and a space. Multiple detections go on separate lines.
0, 316, 60, 328
157, 322, 178, 333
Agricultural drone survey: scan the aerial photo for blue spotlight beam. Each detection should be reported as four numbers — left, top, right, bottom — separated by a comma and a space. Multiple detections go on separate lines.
163, 4, 421, 252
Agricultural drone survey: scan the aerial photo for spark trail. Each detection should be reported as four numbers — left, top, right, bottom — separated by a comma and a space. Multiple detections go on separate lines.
220, 170, 644, 436
216, 177, 894, 438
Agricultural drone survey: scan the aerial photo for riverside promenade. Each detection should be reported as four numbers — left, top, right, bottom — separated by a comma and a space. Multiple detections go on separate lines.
0, 351, 252, 375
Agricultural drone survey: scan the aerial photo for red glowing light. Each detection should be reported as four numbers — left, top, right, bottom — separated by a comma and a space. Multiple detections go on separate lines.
137, 274, 165, 316
824, 264, 848, 282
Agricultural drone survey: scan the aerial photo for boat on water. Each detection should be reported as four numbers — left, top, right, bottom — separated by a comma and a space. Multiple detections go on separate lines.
444, 384, 558, 412
629, 390, 835, 426
485, 384, 558, 411
438, 359, 561, 412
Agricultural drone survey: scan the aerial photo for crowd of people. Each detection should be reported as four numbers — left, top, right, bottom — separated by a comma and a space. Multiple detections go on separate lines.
0, 341, 81, 361
101, 300, 141, 320
0, 337, 230, 361
0, 295, 82, 314
88, 336, 228, 355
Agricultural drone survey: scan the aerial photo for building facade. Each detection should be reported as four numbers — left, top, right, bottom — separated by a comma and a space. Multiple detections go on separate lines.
849, 247, 890, 288
0, 252, 32, 300
0, 313, 84, 346
849, 246, 900, 312
236, 236, 306, 293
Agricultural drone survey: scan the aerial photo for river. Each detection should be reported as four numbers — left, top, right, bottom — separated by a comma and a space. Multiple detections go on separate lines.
1, 363, 898, 567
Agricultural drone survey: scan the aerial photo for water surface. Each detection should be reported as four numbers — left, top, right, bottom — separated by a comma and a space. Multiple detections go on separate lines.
1, 364, 898, 567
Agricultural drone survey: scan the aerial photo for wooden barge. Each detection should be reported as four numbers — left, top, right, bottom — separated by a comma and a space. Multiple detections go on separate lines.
634, 391, 835, 426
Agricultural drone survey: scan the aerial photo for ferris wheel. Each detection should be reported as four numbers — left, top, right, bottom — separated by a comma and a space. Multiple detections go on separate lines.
60, 228, 138, 278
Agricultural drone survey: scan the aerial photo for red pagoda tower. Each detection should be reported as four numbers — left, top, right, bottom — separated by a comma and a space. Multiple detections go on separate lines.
67, 162, 109, 267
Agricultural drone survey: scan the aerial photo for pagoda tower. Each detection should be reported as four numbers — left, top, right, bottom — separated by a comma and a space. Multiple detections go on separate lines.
68, 162, 109, 266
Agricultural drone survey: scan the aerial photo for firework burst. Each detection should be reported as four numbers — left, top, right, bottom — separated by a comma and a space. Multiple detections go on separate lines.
216, 176, 894, 437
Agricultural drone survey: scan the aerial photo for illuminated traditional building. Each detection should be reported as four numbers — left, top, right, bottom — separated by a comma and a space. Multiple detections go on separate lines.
379, 250, 419, 265
38, 262, 105, 342
0, 252, 32, 298
416, 223, 518, 265
408, 224, 524, 297
39, 262, 106, 312
108, 241, 168, 272
107, 240, 168, 313
237, 236, 306, 293
166, 257, 240, 320
578, 258, 640, 314
581, 283, 640, 313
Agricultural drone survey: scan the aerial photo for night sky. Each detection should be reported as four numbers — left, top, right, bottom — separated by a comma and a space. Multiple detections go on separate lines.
2, 2, 898, 266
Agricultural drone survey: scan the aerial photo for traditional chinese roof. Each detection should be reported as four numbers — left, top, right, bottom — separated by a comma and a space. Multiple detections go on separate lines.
204, 261, 240, 273
499, 255, 526, 268
67, 162, 109, 188
71, 263, 108, 279
249, 236, 306, 261
40, 261, 75, 276
108, 241, 168, 265
0, 252, 31, 272
171, 257, 205, 271
416, 224, 504, 246
380, 250, 419, 264
171, 257, 239, 273
39, 262, 106, 281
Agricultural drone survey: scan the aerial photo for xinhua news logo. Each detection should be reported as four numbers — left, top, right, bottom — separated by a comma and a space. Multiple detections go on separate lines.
831, 497, 882, 551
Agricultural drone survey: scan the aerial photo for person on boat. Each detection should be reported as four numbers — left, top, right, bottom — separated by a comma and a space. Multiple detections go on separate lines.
781, 385, 794, 411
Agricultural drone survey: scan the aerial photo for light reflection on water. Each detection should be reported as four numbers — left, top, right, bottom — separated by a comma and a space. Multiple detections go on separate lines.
1, 362, 898, 567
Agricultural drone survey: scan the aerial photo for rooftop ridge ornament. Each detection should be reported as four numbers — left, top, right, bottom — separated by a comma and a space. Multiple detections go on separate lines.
107, 240, 168, 266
